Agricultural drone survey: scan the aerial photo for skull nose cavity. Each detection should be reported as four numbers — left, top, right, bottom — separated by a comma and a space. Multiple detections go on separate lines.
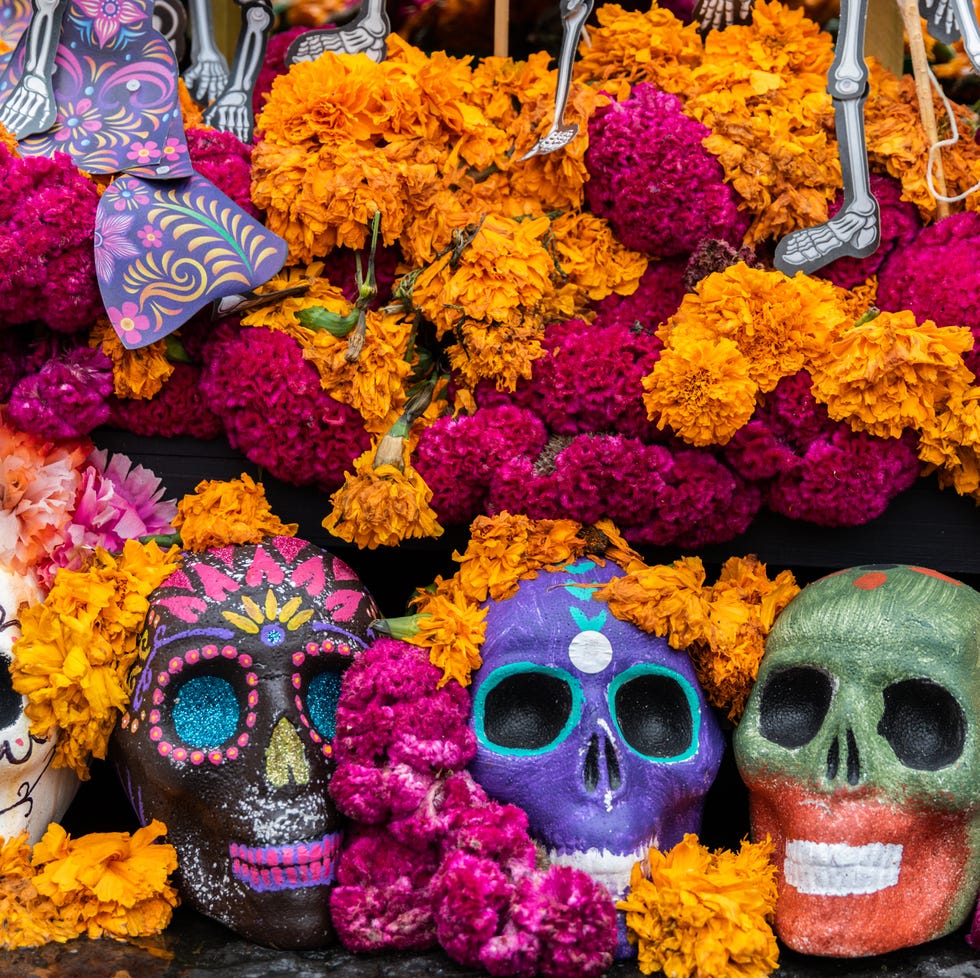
583, 732, 622, 793
826, 730, 861, 785
265, 717, 310, 788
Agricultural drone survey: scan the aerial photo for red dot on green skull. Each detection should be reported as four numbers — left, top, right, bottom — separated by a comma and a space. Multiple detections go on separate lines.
854, 571, 888, 590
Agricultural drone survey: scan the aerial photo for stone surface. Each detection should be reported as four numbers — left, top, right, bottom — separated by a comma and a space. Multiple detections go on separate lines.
2, 907, 980, 978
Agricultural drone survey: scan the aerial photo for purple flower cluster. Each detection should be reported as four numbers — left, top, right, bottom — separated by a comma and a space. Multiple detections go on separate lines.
330, 638, 617, 976
876, 210, 980, 376
7, 344, 112, 439
816, 174, 921, 289
200, 323, 371, 489
585, 84, 749, 257
0, 145, 102, 333
724, 372, 920, 525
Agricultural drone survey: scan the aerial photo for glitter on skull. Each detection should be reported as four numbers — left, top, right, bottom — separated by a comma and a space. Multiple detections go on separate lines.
734, 564, 980, 957
468, 558, 725, 909
0, 563, 80, 843
112, 537, 379, 949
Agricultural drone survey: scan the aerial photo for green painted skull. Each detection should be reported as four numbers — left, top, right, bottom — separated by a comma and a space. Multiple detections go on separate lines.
734, 564, 980, 957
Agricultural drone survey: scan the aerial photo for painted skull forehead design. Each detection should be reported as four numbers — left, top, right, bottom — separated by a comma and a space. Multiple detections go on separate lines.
0, 564, 80, 844
735, 563, 980, 957
470, 558, 724, 904
113, 536, 379, 950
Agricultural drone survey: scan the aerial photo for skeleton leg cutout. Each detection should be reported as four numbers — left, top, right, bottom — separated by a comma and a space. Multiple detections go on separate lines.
286, 0, 389, 64
520, 0, 595, 160
0, 0, 67, 138
774, 0, 879, 276
950, 0, 980, 71
202, 0, 272, 143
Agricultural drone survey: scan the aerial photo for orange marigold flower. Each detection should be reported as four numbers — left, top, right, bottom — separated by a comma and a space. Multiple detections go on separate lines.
595, 557, 709, 649
809, 308, 975, 439
31, 820, 178, 940
90, 319, 173, 400
12, 541, 181, 777
685, 0, 840, 244
175, 474, 298, 551
573, 2, 704, 97
864, 61, 980, 220
323, 441, 443, 549
642, 331, 757, 446
619, 834, 779, 978
413, 589, 488, 687
918, 385, 980, 498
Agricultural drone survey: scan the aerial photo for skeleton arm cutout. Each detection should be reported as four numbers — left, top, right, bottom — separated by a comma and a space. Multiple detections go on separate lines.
201, 0, 272, 143
183, 0, 230, 104
286, 0, 390, 65
0, 0, 67, 138
520, 0, 596, 160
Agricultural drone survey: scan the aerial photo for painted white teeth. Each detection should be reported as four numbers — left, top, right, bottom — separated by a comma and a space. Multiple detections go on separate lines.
546, 842, 650, 897
784, 839, 902, 896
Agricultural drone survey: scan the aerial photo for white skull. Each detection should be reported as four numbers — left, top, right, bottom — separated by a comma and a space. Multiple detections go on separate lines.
0, 564, 80, 843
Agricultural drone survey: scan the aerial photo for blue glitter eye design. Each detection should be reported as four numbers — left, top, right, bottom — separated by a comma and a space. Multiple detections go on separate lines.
173, 675, 240, 748
306, 670, 343, 741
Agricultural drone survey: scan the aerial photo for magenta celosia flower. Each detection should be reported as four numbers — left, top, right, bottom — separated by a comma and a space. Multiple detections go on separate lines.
511, 319, 663, 440
200, 324, 370, 491
185, 126, 259, 217
108, 363, 223, 439
415, 406, 548, 525
592, 256, 688, 334
585, 84, 749, 257
7, 345, 112, 439
817, 173, 921, 289
0, 145, 101, 333
877, 210, 980, 376
0, 329, 31, 403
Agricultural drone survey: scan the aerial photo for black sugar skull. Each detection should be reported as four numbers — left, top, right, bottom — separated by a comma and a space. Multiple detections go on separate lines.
112, 537, 379, 949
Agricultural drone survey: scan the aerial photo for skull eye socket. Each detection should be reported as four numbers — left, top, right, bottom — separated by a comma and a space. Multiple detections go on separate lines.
474, 664, 582, 755
306, 669, 343, 741
609, 664, 699, 761
878, 678, 966, 770
758, 666, 834, 749
173, 675, 240, 748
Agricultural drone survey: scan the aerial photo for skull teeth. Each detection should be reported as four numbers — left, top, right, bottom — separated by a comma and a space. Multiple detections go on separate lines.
784, 839, 902, 896
546, 841, 653, 898
229, 832, 341, 892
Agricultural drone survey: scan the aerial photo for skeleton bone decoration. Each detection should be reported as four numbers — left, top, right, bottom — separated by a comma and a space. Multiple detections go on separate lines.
734, 565, 980, 956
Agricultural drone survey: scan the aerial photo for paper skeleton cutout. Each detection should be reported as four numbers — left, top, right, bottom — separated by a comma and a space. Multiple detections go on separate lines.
0, 0, 286, 349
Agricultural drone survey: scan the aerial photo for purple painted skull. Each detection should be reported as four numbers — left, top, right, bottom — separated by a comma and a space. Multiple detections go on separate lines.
469, 559, 724, 903
112, 537, 379, 949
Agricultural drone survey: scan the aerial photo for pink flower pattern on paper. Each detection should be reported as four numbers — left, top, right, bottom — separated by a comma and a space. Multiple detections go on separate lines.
52, 96, 101, 143
108, 300, 150, 344
73, 0, 145, 47
126, 140, 159, 165
137, 223, 163, 248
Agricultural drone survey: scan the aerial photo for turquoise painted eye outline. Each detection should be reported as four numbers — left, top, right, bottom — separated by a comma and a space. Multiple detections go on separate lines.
608, 663, 700, 762
473, 663, 584, 757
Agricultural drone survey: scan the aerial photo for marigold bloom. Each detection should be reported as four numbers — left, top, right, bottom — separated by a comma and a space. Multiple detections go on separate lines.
91, 319, 174, 400
642, 332, 758, 446
414, 590, 488, 687
12, 541, 181, 777
685, 0, 840, 244
174, 474, 299, 551
323, 443, 444, 549
573, 2, 703, 96
918, 385, 980, 497
809, 309, 975, 440
619, 834, 779, 978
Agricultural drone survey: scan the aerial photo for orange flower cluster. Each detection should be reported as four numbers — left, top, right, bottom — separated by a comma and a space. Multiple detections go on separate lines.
573, 2, 704, 97
174, 474, 299, 551
619, 834, 778, 978
323, 439, 443, 549
642, 264, 851, 446
91, 319, 173, 400
11, 540, 182, 777
596, 554, 798, 721
0, 822, 178, 948
684, 0, 841, 244
864, 62, 980, 220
